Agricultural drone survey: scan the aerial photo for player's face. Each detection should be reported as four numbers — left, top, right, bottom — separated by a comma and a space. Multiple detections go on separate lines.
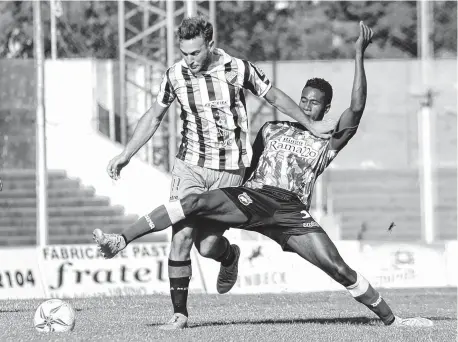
179, 36, 213, 74
299, 87, 330, 121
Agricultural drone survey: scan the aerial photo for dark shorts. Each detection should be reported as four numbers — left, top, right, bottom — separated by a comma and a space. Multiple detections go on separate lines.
220, 185, 326, 251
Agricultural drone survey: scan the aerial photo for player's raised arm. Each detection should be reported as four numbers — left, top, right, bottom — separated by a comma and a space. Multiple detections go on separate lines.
329, 21, 373, 152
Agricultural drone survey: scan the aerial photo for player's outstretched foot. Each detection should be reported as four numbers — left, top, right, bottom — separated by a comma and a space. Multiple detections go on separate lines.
217, 244, 241, 294
92, 229, 126, 259
158, 313, 188, 330
391, 316, 434, 327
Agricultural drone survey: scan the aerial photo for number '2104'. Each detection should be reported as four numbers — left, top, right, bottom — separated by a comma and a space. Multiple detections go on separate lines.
0, 270, 35, 288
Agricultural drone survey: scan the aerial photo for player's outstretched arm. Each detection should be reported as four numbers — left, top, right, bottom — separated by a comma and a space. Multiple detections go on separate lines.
122, 101, 169, 160
330, 21, 373, 151
106, 101, 169, 179
264, 87, 333, 139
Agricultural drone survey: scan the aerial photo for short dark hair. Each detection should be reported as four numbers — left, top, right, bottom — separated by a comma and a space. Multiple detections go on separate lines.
177, 16, 213, 43
305, 78, 333, 105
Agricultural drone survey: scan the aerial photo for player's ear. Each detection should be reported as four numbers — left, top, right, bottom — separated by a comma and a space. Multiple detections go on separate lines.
324, 104, 331, 115
208, 40, 215, 52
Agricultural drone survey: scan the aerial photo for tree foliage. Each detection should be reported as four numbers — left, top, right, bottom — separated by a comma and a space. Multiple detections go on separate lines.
0, 1, 455, 61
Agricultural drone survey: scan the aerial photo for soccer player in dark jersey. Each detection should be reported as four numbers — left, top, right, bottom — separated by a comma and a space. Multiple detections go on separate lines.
105, 16, 334, 330
96, 21, 432, 328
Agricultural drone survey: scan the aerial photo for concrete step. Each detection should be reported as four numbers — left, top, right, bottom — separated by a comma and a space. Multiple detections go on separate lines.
0, 223, 136, 235
436, 231, 458, 240
330, 184, 421, 194
1, 178, 82, 191
0, 187, 96, 199
1, 206, 126, 218
0, 169, 67, 180
333, 203, 422, 211
341, 231, 422, 241
0, 215, 138, 227
0, 196, 111, 208
326, 169, 420, 181
326, 169, 454, 181
0, 235, 36, 246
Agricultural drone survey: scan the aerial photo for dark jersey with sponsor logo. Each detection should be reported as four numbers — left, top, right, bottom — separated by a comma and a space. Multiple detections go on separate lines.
156, 48, 272, 170
244, 121, 357, 210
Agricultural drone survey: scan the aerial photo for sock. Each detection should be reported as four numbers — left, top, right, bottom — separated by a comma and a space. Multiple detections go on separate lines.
168, 259, 192, 317
122, 202, 186, 244
346, 272, 395, 325
214, 237, 235, 267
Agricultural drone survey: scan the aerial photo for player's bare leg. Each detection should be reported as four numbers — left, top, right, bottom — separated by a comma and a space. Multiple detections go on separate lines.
286, 232, 433, 327
194, 223, 241, 294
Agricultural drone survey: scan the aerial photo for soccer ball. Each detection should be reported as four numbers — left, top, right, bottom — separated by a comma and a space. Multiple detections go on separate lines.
33, 299, 76, 332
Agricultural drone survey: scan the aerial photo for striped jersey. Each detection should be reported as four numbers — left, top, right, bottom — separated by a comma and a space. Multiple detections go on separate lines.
244, 121, 357, 210
156, 48, 272, 170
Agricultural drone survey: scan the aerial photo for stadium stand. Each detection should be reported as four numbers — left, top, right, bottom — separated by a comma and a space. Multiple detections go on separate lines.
0, 169, 138, 246
327, 168, 457, 241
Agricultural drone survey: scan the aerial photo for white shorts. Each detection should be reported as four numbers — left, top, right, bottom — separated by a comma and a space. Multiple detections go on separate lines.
169, 158, 245, 202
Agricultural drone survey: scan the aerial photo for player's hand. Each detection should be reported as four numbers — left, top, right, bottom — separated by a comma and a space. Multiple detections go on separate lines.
308, 118, 337, 139
106, 153, 130, 180
355, 21, 374, 54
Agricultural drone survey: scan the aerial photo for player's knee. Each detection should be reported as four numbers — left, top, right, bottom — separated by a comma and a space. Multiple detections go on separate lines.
181, 194, 209, 216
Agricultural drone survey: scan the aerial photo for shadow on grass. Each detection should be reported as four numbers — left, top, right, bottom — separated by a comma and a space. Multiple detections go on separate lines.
147, 316, 456, 329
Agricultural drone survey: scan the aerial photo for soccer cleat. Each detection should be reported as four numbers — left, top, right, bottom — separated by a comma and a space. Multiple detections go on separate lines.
92, 229, 126, 259
158, 313, 188, 330
216, 244, 241, 294
391, 316, 434, 327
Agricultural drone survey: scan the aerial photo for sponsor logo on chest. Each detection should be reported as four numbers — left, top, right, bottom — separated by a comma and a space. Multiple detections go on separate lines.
268, 136, 320, 159
204, 100, 229, 108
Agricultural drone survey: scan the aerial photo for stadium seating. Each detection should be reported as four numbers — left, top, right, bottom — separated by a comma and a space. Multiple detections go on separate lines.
327, 168, 457, 241
0, 169, 140, 246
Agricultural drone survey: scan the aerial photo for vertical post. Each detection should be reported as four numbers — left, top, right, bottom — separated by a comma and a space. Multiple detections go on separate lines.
118, 0, 127, 145
272, 58, 278, 121
209, 0, 217, 45
167, 1, 176, 171
418, 0, 435, 244
186, 0, 197, 17
107, 61, 115, 141
143, 4, 153, 165
50, 0, 57, 60
33, 0, 48, 247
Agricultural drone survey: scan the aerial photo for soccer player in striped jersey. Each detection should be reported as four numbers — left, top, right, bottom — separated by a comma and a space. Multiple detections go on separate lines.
105, 16, 335, 329
97, 21, 433, 328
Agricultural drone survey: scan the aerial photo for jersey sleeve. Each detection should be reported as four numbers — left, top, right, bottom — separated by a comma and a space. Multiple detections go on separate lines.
243, 61, 272, 98
156, 69, 176, 107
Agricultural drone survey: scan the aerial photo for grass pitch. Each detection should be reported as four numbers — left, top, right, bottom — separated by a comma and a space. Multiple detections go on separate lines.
0, 287, 456, 342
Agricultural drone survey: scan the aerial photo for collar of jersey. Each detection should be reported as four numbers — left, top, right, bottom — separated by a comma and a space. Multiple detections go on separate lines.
179, 48, 232, 75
